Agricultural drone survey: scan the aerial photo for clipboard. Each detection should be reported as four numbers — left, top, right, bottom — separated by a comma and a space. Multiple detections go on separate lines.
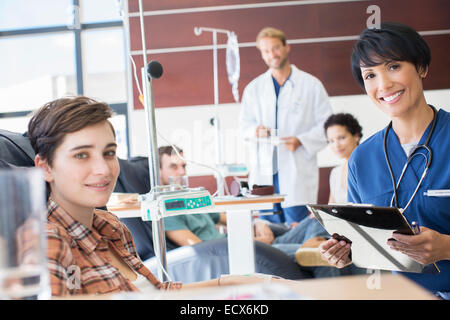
307, 204, 439, 274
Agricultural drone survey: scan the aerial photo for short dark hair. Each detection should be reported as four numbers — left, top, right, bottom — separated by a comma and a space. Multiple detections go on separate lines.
158, 145, 183, 168
351, 22, 431, 89
324, 113, 363, 139
28, 96, 114, 166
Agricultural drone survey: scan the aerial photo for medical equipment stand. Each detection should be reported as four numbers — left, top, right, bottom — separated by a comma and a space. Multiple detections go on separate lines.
137, 0, 168, 282
194, 27, 234, 196
194, 27, 258, 274
135, 6, 248, 279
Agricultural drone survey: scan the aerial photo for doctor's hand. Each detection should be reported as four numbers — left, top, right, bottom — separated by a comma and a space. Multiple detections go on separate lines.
319, 237, 352, 268
280, 137, 302, 151
256, 125, 271, 138
387, 227, 450, 265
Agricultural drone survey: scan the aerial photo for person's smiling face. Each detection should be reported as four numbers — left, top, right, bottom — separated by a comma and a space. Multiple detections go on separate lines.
361, 60, 427, 119
42, 121, 119, 214
258, 36, 290, 70
326, 125, 360, 160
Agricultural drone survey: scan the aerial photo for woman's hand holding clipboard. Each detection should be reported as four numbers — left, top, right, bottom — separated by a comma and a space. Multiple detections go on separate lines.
308, 204, 440, 273
319, 235, 353, 269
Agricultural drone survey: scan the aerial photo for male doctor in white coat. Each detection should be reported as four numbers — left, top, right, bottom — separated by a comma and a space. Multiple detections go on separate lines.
240, 27, 332, 226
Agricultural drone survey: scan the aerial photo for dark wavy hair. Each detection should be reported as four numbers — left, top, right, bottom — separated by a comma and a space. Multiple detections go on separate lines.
351, 22, 431, 89
324, 113, 363, 139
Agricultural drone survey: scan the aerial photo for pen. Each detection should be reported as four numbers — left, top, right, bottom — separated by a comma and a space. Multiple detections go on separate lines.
411, 221, 420, 235
423, 189, 450, 197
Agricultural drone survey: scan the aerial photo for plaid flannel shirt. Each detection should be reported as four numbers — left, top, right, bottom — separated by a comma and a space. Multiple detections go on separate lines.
46, 199, 181, 296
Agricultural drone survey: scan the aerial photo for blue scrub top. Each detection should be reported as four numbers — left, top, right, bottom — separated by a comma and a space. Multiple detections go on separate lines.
347, 108, 450, 293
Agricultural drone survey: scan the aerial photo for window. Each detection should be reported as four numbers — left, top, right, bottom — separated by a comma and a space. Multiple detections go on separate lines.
0, 0, 73, 31
82, 28, 127, 103
80, 0, 122, 23
0, 115, 31, 134
0, 33, 76, 111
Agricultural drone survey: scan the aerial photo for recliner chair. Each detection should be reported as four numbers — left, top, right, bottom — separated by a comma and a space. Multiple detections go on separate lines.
0, 130, 35, 168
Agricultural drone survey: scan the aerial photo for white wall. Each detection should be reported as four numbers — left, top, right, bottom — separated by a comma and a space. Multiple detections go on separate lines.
128, 89, 450, 175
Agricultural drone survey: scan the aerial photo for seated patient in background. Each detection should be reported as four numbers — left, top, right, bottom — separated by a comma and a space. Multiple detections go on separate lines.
324, 113, 363, 203
28, 96, 253, 296
158, 145, 228, 246
159, 145, 327, 260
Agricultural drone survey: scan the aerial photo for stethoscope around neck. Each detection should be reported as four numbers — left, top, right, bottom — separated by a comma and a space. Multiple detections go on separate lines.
384, 105, 437, 212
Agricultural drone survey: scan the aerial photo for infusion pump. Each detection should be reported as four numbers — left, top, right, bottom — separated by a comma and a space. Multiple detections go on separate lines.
140, 187, 215, 221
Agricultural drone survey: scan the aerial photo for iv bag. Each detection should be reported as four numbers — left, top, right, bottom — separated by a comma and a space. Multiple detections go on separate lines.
226, 32, 240, 102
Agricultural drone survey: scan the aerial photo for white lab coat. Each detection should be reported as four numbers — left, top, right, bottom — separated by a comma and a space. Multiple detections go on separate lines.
240, 65, 332, 207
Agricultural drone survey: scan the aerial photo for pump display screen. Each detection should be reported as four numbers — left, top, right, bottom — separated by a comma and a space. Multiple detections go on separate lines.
165, 200, 185, 210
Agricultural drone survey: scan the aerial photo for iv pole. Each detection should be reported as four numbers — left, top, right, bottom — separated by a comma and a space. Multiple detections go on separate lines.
194, 27, 232, 196
137, 0, 168, 282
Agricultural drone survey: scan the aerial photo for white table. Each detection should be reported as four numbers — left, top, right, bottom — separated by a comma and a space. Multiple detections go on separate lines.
108, 194, 284, 275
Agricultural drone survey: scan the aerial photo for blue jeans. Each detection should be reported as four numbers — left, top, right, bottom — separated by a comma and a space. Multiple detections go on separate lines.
271, 217, 329, 259
258, 173, 309, 224
270, 217, 367, 278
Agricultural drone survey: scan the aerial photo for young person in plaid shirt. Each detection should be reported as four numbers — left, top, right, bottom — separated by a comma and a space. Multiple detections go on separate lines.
28, 96, 231, 296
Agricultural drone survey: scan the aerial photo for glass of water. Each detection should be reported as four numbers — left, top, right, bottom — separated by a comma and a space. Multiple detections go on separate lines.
169, 175, 189, 190
0, 168, 51, 300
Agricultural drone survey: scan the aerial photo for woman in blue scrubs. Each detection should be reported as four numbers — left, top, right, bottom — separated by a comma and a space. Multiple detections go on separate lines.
319, 22, 450, 298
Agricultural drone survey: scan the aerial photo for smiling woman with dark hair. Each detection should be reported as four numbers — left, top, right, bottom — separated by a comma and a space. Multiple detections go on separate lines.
324, 113, 363, 203
320, 22, 450, 299
350, 22, 431, 90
